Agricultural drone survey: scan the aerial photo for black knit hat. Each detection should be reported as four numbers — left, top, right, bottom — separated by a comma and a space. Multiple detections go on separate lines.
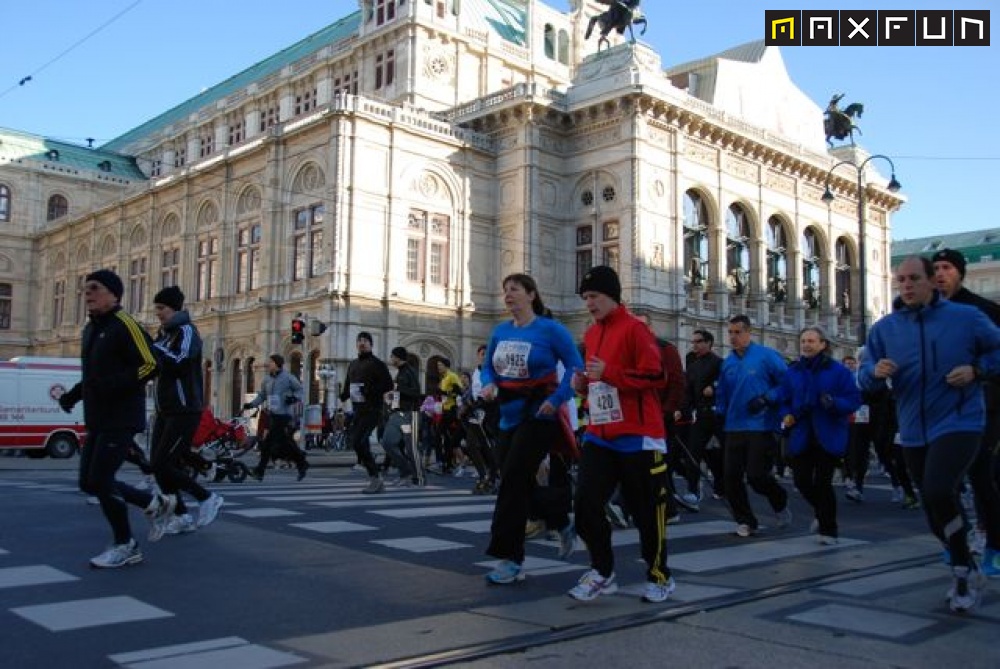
931, 249, 967, 279
391, 346, 408, 361
85, 269, 124, 301
153, 285, 184, 311
578, 265, 622, 303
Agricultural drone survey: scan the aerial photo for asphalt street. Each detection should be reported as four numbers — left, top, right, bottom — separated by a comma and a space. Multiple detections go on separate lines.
0, 452, 996, 668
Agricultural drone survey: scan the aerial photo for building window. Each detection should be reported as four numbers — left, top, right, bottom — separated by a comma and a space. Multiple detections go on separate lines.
174, 145, 187, 168
0, 283, 11, 329
196, 238, 218, 301
558, 30, 570, 64
544, 24, 556, 59
47, 194, 68, 221
683, 191, 709, 288
725, 204, 750, 295
161, 247, 180, 288
260, 103, 279, 132
333, 71, 359, 96
228, 117, 245, 145
406, 209, 449, 285
236, 223, 262, 292
150, 160, 162, 177
74, 274, 86, 323
375, 50, 395, 89
0, 184, 10, 221
802, 228, 821, 309
198, 129, 215, 158
128, 257, 147, 312
376, 0, 396, 25
576, 225, 593, 287
294, 85, 317, 116
293, 205, 324, 280
766, 216, 788, 302
835, 238, 852, 314
52, 280, 65, 327
436, 0, 447, 19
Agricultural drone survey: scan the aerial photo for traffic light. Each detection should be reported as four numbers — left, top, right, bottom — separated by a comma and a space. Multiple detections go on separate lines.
309, 319, 328, 336
291, 315, 306, 344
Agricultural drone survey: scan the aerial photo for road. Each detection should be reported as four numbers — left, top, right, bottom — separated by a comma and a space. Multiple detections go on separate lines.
0, 453, 996, 668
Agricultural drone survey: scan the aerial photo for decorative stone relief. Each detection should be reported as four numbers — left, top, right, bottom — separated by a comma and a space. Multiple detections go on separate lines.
685, 140, 716, 167
832, 198, 855, 216
802, 184, 825, 202
237, 187, 262, 214
418, 173, 439, 199
295, 163, 325, 192
765, 171, 795, 194
501, 249, 514, 267
725, 154, 759, 183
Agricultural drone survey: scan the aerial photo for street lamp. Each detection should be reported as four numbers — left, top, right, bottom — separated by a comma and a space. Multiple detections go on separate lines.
821, 155, 901, 345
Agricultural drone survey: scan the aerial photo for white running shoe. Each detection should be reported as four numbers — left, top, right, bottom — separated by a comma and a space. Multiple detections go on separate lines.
90, 539, 143, 569
642, 578, 676, 603
163, 514, 197, 535
568, 569, 618, 601
145, 493, 177, 543
197, 493, 224, 528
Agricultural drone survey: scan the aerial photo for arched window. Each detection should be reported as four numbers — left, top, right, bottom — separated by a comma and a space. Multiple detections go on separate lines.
230, 359, 242, 416
0, 283, 11, 329
683, 191, 710, 288
835, 238, 852, 314
802, 228, 821, 309
47, 194, 68, 221
725, 204, 751, 295
0, 184, 10, 222
245, 357, 256, 396
557, 30, 570, 64
543, 24, 556, 59
766, 216, 788, 302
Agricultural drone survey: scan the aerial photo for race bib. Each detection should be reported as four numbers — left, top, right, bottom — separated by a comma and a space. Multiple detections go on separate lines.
350, 382, 365, 403
493, 341, 531, 378
589, 381, 623, 425
388, 391, 400, 410
855, 404, 870, 423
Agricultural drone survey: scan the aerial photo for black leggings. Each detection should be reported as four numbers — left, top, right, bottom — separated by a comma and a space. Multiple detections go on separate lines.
79, 429, 155, 545
150, 413, 209, 514
902, 432, 980, 568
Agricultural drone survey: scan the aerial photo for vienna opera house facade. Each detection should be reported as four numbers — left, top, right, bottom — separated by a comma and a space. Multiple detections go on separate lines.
0, 0, 903, 414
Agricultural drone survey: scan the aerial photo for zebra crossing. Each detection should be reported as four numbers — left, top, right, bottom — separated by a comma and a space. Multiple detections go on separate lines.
0, 471, 985, 667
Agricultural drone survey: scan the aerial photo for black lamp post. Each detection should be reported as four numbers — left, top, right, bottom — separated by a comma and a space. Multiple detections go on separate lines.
821, 155, 901, 345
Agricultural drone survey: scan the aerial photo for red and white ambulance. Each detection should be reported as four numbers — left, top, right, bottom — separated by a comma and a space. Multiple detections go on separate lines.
0, 356, 85, 458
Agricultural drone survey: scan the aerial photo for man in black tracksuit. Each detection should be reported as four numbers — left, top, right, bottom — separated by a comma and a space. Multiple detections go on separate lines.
341, 331, 394, 493
933, 249, 1000, 576
677, 329, 725, 499
149, 286, 223, 535
59, 269, 174, 568
379, 346, 422, 486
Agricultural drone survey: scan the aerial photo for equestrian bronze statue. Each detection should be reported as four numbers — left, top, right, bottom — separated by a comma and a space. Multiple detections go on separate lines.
585, 0, 647, 51
824, 93, 864, 146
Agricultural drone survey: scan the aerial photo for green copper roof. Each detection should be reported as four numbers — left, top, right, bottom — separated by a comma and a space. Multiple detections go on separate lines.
0, 126, 146, 180
892, 227, 1000, 264
101, 11, 361, 152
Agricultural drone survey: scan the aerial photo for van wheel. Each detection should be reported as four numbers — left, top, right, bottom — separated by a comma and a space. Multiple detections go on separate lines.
47, 435, 78, 459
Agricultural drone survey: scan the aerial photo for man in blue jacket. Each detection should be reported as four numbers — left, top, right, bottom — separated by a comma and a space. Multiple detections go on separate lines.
859, 256, 1000, 614
715, 314, 791, 537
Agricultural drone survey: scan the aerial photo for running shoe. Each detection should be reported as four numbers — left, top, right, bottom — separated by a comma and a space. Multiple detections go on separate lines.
524, 519, 546, 539
844, 488, 863, 503
90, 539, 143, 569
949, 565, 985, 613
736, 523, 755, 538
641, 577, 676, 603
982, 547, 1000, 578
568, 569, 618, 601
485, 560, 524, 585
145, 493, 177, 543
197, 493, 224, 528
164, 513, 197, 535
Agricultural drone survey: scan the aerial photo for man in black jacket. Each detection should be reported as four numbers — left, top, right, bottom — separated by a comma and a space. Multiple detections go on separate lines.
380, 346, 422, 487
675, 329, 725, 500
149, 286, 223, 537
59, 269, 175, 568
341, 331, 394, 493
933, 249, 1000, 577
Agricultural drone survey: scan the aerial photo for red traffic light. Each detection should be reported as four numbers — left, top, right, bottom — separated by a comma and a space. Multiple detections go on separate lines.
291, 317, 305, 344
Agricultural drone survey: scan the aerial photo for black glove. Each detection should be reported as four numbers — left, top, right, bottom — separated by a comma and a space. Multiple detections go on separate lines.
746, 395, 769, 414
242, 402, 253, 411
58, 394, 74, 414
819, 394, 835, 410
285, 396, 298, 406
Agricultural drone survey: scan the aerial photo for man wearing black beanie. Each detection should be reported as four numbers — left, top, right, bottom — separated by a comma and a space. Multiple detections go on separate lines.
58, 269, 174, 568
932, 249, 1000, 578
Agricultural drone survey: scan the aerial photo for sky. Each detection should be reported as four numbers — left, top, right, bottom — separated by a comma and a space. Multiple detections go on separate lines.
0, 0, 995, 242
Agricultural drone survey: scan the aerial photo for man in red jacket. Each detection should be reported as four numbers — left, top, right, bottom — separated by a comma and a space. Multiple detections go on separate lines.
570, 266, 674, 604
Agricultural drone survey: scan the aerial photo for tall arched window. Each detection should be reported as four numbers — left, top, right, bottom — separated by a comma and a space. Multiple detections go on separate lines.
725, 204, 751, 295
245, 357, 256, 396
683, 191, 710, 288
47, 194, 68, 221
557, 30, 570, 64
543, 24, 555, 59
835, 238, 852, 314
0, 283, 12, 329
802, 228, 821, 309
0, 184, 10, 222
766, 216, 788, 302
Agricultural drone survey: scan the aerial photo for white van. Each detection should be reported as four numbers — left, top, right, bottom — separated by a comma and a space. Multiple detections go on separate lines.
0, 357, 86, 458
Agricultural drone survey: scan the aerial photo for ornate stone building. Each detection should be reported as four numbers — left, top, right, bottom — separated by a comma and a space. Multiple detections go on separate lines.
0, 0, 903, 414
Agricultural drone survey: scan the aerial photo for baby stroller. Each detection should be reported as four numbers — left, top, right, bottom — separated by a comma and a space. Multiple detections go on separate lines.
189, 407, 256, 483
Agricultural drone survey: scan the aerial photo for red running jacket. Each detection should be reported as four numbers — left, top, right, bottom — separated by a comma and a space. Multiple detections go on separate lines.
581, 305, 667, 442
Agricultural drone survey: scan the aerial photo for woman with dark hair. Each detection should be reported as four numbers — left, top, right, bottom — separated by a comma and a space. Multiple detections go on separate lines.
480, 273, 584, 584
777, 326, 861, 544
